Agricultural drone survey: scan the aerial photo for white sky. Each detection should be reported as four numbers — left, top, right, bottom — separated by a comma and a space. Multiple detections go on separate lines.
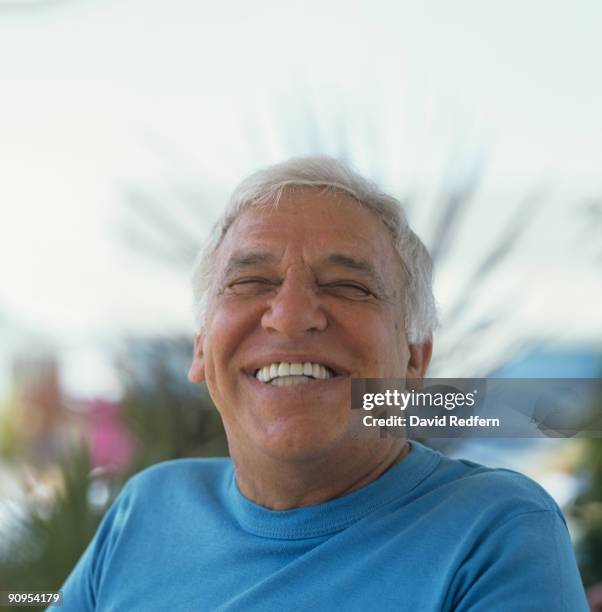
0, 0, 601, 393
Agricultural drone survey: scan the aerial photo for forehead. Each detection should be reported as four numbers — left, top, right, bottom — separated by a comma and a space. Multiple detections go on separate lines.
218, 188, 399, 267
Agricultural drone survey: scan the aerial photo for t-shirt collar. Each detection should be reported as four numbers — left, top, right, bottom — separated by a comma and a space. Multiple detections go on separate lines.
228, 441, 440, 539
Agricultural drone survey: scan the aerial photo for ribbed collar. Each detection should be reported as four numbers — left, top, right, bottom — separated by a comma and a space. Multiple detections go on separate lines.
228, 441, 441, 540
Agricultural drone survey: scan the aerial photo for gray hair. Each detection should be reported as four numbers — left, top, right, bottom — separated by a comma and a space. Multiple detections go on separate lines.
191, 155, 437, 343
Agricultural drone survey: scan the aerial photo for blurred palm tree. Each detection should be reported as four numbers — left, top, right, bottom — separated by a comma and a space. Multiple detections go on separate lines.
119, 97, 548, 378
117, 337, 229, 472
0, 342, 227, 611
3, 92, 598, 606
0, 446, 96, 610
576, 434, 602, 589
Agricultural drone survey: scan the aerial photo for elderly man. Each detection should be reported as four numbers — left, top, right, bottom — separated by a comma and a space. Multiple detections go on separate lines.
56, 157, 588, 610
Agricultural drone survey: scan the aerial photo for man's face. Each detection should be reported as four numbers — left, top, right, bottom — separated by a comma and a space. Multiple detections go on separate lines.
189, 189, 430, 461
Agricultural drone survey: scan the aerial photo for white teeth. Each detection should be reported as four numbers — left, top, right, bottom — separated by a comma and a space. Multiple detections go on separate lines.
271, 375, 310, 386
290, 363, 303, 375
255, 361, 335, 383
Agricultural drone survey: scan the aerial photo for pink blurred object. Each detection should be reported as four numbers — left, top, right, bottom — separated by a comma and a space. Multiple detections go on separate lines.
587, 583, 602, 612
83, 399, 134, 473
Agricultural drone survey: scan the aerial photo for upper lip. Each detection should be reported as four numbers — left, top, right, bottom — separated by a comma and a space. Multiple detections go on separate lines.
242, 354, 349, 377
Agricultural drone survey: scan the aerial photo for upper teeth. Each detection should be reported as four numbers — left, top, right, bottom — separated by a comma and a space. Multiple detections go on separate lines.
255, 362, 333, 383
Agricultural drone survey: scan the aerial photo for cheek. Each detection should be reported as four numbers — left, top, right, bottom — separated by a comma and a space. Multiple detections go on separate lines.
206, 300, 259, 354
353, 308, 400, 344
358, 311, 407, 371
218, 293, 269, 324
203, 302, 264, 397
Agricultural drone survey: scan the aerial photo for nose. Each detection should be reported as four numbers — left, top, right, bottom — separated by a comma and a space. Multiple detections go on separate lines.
261, 271, 327, 338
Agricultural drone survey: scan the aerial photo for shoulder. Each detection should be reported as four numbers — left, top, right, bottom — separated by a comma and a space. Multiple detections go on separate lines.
438, 462, 588, 610
455, 462, 559, 515
414, 443, 564, 526
122, 456, 233, 505
130, 456, 232, 483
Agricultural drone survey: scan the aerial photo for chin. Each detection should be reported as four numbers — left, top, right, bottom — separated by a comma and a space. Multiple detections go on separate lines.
257, 421, 349, 462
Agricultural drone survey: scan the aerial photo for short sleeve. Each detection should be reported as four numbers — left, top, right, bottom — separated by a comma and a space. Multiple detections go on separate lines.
451, 509, 588, 612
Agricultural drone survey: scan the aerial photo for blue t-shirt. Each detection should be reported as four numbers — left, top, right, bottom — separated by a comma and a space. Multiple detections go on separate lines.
53, 441, 588, 611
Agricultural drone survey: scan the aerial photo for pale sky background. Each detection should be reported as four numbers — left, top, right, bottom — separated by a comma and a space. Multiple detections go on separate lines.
0, 0, 601, 395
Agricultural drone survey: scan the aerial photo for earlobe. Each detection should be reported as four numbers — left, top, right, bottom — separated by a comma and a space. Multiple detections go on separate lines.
188, 332, 206, 383
406, 337, 433, 379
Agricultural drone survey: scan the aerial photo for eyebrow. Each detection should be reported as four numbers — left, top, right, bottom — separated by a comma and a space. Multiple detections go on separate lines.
222, 251, 277, 279
221, 250, 391, 298
319, 253, 390, 298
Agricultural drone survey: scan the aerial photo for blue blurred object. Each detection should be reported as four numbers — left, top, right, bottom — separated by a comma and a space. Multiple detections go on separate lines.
490, 346, 601, 379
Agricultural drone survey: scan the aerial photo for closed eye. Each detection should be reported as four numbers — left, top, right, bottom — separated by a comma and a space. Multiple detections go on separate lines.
320, 283, 374, 300
225, 278, 375, 300
225, 278, 278, 296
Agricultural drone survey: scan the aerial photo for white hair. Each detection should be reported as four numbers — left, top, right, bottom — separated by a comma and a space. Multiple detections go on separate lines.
191, 155, 437, 343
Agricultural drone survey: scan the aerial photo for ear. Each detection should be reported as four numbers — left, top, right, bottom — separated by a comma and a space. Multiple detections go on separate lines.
405, 337, 433, 379
188, 332, 206, 383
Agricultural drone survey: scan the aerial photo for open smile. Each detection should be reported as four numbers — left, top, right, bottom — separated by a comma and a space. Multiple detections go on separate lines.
253, 361, 341, 387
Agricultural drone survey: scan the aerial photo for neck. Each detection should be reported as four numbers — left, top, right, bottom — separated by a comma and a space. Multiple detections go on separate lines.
231, 438, 410, 510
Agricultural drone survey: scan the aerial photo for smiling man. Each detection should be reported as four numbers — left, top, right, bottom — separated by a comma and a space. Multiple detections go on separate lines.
56, 156, 588, 611
188, 180, 430, 510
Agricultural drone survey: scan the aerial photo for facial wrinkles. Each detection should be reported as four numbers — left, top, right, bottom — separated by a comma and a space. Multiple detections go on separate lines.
208, 200, 407, 341
282, 259, 314, 286
215, 199, 398, 292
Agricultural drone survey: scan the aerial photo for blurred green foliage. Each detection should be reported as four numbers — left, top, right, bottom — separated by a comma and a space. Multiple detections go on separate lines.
120, 369, 228, 474
576, 436, 602, 588
1, 339, 600, 608
0, 446, 98, 596
0, 347, 227, 612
